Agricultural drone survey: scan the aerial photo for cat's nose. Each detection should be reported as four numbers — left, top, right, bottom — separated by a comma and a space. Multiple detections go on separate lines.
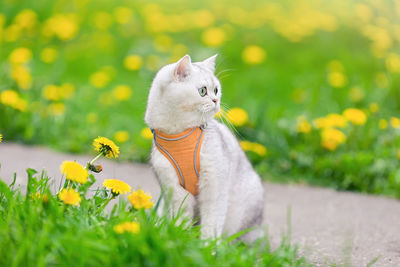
212, 99, 218, 104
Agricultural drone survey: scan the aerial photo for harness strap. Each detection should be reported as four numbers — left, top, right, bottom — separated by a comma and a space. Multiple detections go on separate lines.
151, 125, 205, 195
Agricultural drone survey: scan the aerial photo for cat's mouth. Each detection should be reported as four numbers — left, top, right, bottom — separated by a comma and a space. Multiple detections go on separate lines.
199, 102, 219, 115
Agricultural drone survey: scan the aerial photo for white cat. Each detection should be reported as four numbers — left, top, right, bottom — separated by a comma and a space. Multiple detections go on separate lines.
145, 54, 264, 242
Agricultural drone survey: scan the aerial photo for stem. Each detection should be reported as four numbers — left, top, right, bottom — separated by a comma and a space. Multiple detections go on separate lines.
88, 152, 103, 169
95, 196, 115, 214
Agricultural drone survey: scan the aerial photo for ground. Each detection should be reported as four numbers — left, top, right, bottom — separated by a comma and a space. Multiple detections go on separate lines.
0, 142, 399, 266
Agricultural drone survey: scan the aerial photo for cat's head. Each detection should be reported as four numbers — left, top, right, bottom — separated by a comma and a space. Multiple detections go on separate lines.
145, 54, 221, 134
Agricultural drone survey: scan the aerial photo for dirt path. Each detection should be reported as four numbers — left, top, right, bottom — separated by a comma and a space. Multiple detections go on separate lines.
1, 143, 399, 266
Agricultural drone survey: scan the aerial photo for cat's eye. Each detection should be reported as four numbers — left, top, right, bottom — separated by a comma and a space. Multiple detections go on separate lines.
214, 87, 218, 95
198, 87, 207, 97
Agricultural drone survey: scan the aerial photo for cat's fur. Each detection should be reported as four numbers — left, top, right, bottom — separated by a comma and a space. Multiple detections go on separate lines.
145, 55, 264, 242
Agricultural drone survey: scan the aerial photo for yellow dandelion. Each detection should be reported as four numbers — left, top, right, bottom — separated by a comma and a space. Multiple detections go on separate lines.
89, 71, 111, 88
349, 86, 364, 103
43, 85, 62, 101
58, 188, 81, 206
398, 150, 400, 160
60, 161, 88, 184
327, 60, 344, 72
40, 47, 57, 63
296, 120, 312, 134
103, 179, 131, 195
141, 127, 153, 140
226, 108, 248, 127
252, 143, 267, 157
113, 6, 134, 24
92, 12, 112, 30
202, 27, 226, 47
328, 71, 347, 88
193, 10, 214, 28
0, 90, 19, 107
343, 108, 367, 125
113, 85, 132, 101
14, 99, 27, 112
320, 128, 346, 151
48, 103, 65, 116
14, 9, 37, 30
60, 83, 75, 99
242, 45, 266, 65
0, 133, 2, 143
240, 140, 252, 151
93, 136, 120, 158
240, 141, 267, 157
386, 53, 400, 73
128, 189, 153, 209
369, 103, 379, 113
8, 47, 32, 65
43, 14, 78, 40
114, 131, 129, 143
379, 119, 388, 130
124, 55, 142, 71
325, 113, 347, 128
113, 221, 140, 234
390, 117, 400, 128
11, 65, 32, 90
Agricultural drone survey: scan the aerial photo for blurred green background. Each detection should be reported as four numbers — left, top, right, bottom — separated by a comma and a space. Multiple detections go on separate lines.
1, 0, 400, 197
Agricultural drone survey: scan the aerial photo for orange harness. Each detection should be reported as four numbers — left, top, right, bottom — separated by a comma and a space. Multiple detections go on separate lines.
151, 126, 205, 196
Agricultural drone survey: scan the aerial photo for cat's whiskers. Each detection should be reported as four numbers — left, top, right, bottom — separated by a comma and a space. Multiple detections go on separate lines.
218, 102, 243, 139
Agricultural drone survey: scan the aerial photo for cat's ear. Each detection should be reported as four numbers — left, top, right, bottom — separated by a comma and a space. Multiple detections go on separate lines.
202, 54, 217, 73
174, 55, 192, 81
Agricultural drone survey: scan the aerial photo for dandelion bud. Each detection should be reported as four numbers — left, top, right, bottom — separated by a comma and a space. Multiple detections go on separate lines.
88, 164, 103, 173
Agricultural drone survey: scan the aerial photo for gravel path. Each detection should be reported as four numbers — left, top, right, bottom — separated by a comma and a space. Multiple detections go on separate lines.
1, 143, 399, 266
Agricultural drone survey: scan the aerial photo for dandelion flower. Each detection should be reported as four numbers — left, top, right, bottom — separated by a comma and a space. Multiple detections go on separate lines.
140, 128, 153, 140
113, 85, 132, 101
0, 133, 2, 143
0, 90, 19, 106
114, 131, 129, 143
128, 189, 153, 209
242, 45, 266, 65
114, 221, 140, 234
60, 161, 88, 184
252, 143, 267, 156
226, 108, 248, 127
93, 136, 120, 158
386, 53, 400, 73
328, 71, 347, 88
124, 55, 142, 71
325, 113, 347, 128
40, 47, 57, 63
58, 188, 81, 206
343, 108, 367, 125
320, 128, 346, 151
369, 103, 379, 113
103, 179, 131, 195
296, 117, 312, 134
8, 47, 32, 65
240, 141, 267, 157
89, 71, 111, 88
379, 119, 388, 130
390, 117, 400, 128
202, 27, 226, 47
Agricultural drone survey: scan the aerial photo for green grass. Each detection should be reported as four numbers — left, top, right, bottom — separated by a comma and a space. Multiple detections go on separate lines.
0, 168, 308, 267
1, 0, 400, 197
